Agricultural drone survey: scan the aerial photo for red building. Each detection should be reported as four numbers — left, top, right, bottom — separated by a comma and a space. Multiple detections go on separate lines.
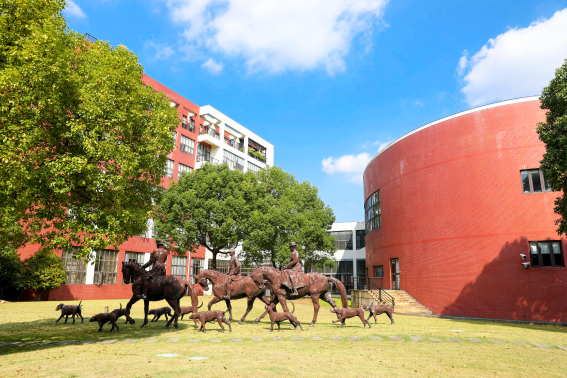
18, 74, 206, 301
363, 96, 567, 322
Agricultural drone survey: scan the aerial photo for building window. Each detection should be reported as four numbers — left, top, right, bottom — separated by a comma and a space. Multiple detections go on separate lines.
207, 259, 229, 274
356, 259, 366, 289
166, 159, 174, 178
178, 163, 193, 178
172, 131, 177, 145
223, 150, 244, 171
336, 260, 354, 290
182, 115, 187, 128
373, 265, 384, 277
530, 241, 564, 267
356, 230, 366, 249
521, 169, 552, 193
61, 248, 87, 284
124, 251, 145, 265
93, 249, 119, 284
171, 256, 187, 280
191, 257, 204, 284
364, 190, 381, 233
198, 144, 211, 162
330, 231, 353, 250
180, 135, 195, 155
248, 161, 262, 173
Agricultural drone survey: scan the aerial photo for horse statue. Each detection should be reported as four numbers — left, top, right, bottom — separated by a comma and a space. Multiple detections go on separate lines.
251, 266, 348, 327
195, 269, 271, 324
122, 261, 198, 329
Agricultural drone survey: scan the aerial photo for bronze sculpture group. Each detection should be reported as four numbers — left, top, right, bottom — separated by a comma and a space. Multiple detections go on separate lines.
57, 240, 394, 333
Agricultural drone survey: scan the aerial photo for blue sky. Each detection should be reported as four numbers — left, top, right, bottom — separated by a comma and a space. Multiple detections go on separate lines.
64, 0, 567, 222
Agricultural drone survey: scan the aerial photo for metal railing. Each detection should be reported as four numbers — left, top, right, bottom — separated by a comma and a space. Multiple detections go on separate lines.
197, 154, 219, 165
182, 122, 195, 133
203, 126, 220, 140
84, 33, 98, 43
223, 157, 244, 171
367, 277, 395, 309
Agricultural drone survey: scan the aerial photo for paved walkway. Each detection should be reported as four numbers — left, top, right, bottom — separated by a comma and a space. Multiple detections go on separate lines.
1, 336, 566, 351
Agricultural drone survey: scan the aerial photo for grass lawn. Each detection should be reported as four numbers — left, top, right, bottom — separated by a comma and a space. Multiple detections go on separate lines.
1, 296, 567, 377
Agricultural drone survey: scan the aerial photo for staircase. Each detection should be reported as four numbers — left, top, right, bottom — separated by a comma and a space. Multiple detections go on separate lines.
383, 290, 432, 314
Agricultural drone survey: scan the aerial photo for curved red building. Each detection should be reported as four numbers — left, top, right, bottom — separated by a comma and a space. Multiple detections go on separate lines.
363, 96, 567, 322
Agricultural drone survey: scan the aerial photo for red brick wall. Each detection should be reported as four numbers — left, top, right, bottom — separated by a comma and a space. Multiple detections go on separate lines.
363, 98, 567, 322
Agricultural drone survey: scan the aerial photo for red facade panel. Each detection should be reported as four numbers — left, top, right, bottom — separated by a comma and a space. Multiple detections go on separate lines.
363, 98, 567, 322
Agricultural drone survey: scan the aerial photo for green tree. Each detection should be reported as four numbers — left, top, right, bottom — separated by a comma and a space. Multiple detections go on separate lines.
0, 245, 22, 298
19, 250, 67, 300
241, 166, 336, 269
154, 164, 260, 269
537, 59, 567, 236
0, 0, 179, 259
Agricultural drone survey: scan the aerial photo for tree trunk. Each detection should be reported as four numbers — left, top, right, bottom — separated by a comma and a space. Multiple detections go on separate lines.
211, 251, 218, 270
34, 289, 43, 301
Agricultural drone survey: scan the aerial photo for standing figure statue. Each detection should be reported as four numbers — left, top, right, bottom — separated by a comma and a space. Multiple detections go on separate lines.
282, 242, 303, 296
139, 239, 170, 300
222, 248, 241, 300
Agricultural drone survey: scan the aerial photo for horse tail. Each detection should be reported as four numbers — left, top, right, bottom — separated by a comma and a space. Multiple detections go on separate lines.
198, 299, 203, 309
328, 277, 348, 308
78, 300, 82, 309
183, 280, 200, 314
290, 300, 295, 315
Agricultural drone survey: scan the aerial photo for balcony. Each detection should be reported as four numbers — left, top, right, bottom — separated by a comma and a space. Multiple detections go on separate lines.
195, 154, 219, 170
248, 147, 267, 163
181, 121, 195, 133
223, 157, 244, 171
197, 125, 222, 147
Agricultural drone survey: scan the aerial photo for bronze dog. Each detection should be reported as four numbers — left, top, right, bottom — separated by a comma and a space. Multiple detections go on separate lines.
362, 302, 395, 324
265, 301, 303, 331
89, 312, 120, 332
330, 307, 371, 328
180, 300, 203, 320
189, 310, 231, 333
55, 301, 83, 324
148, 306, 172, 322
111, 303, 135, 325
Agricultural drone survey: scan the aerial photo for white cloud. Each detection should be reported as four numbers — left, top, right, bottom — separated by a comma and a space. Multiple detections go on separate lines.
373, 140, 391, 151
165, 0, 389, 74
459, 9, 567, 107
414, 100, 424, 107
201, 58, 224, 74
64, 0, 86, 19
322, 153, 372, 184
146, 41, 176, 61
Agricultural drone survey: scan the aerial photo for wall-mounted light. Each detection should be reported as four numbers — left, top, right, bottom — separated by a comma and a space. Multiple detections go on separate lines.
522, 262, 530, 269
520, 254, 526, 260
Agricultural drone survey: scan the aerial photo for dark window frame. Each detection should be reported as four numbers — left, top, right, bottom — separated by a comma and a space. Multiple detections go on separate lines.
520, 169, 552, 193
364, 190, 381, 233
529, 241, 564, 267
356, 230, 366, 249
330, 231, 353, 250
373, 265, 384, 278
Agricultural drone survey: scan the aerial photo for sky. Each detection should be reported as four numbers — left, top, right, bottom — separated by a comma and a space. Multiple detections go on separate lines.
63, 0, 567, 223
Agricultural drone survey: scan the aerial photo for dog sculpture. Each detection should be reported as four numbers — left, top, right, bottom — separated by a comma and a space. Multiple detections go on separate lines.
180, 300, 203, 320
55, 301, 84, 324
148, 306, 172, 322
362, 302, 395, 325
265, 301, 303, 331
330, 307, 371, 328
89, 312, 120, 332
189, 310, 232, 333
111, 303, 135, 325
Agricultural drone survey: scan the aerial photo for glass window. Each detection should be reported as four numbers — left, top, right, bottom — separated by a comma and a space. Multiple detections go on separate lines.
373, 265, 384, 277
356, 230, 366, 249
61, 248, 87, 284
330, 231, 353, 250
172, 131, 177, 145
248, 162, 262, 173
521, 169, 553, 193
171, 256, 187, 280
365, 190, 381, 233
178, 163, 193, 177
207, 259, 230, 274
166, 159, 174, 179
191, 257, 204, 284
198, 144, 211, 162
93, 249, 119, 284
223, 150, 244, 171
180, 135, 195, 155
530, 241, 564, 267
124, 251, 145, 264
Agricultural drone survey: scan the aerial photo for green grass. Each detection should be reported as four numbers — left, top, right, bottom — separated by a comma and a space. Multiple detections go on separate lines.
1, 296, 567, 377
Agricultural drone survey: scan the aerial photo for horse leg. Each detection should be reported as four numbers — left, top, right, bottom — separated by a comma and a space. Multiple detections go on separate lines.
164, 298, 181, 329
126, 295, 139, 312
239, 297, 255, 324
207, 296, 222, 311
320, 291, 337, 308
278, 294, 289, 313
224, 299, 233, 321
141, 300, 149, 328
254, 296, 278, 323
309, 294, 321, 327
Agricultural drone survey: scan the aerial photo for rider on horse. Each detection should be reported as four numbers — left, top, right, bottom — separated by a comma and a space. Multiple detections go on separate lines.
282, 241, 302, 296
222, 248, 241, 300
139, 239, 169, 300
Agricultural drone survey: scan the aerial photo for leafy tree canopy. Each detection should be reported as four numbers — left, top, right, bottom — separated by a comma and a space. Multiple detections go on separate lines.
537, 59, 567, 236
241, 166, 336, 269
19, 249, 67, 300
154, 163, 261, 269
0, 245, 22, 295
0, 0, 179, 259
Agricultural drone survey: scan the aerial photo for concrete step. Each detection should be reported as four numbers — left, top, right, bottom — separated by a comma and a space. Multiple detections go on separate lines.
383, 290, 433, 315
